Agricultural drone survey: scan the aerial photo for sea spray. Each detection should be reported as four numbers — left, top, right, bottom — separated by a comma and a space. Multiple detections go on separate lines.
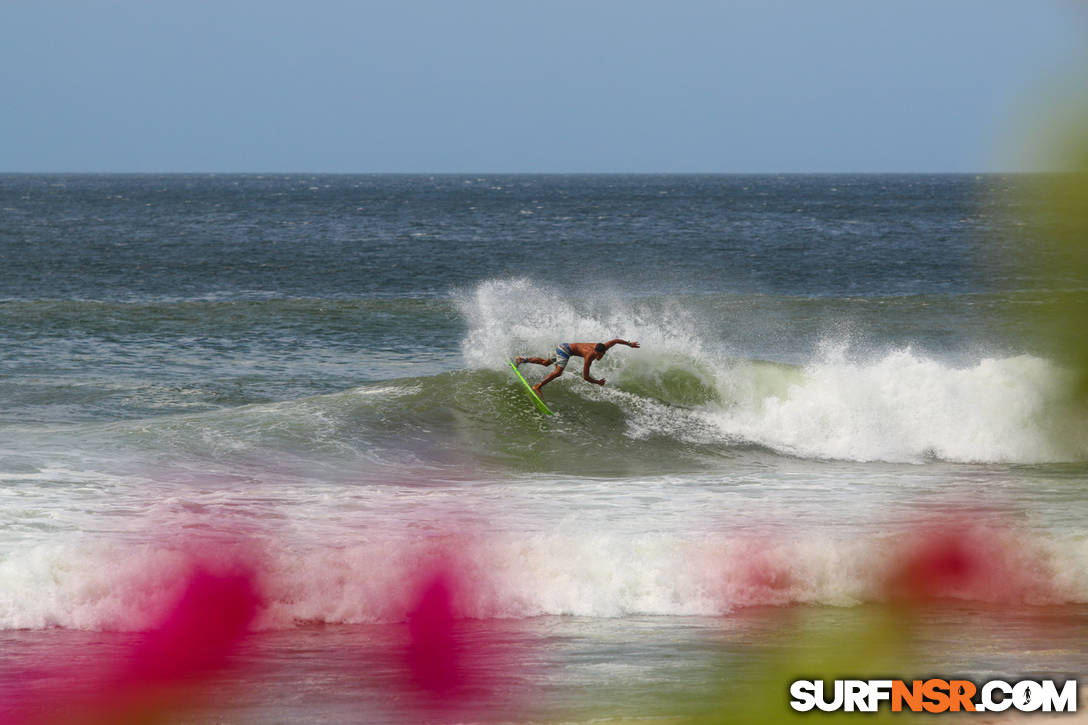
458, 278, 707, 371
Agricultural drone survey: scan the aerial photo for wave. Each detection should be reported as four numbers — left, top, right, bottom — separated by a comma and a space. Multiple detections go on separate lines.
3, 524, 1086, 631
32, 342, 1086, 474
11, 280, 1086, 470
453, 278, 1088, 464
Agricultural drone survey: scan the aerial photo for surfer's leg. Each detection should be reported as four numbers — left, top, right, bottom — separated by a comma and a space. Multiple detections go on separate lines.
533, 365, 564, 394
533, 353, 568, 393
518, 355, 556, 367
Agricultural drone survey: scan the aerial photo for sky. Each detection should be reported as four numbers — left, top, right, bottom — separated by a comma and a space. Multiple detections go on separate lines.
1, 1, 1085, 173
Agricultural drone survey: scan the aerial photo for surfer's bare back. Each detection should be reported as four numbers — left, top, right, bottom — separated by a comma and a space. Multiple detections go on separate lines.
515, 339, 640, 395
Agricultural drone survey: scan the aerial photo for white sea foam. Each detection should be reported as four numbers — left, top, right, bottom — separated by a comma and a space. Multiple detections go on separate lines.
700, 348, 1087, 463
3, 528, 1086, 631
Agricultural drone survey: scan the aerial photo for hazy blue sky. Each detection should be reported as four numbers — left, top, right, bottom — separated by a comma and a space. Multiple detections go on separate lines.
2, 1, 1084, 173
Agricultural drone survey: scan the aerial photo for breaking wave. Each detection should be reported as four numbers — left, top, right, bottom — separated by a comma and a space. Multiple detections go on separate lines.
3, 525, 1087, 631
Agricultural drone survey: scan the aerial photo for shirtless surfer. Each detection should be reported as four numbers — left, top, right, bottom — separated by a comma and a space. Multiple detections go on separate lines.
515, 339, 640, 396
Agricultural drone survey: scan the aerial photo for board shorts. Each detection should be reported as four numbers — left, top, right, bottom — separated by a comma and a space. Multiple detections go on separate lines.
552, 342, 573, 369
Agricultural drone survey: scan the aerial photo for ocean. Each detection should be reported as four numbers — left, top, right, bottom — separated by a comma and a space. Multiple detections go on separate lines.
1, 174, 1086, 723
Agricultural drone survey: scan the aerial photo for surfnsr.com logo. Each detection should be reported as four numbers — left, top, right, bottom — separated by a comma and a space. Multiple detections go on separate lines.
789, 679, 1077, 713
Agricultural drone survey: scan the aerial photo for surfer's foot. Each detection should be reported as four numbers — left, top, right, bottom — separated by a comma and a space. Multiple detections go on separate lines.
532, 384, 542, 395
514, 356, 525, 367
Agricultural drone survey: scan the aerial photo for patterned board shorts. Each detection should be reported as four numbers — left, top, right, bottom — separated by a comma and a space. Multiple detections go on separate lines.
552, 342, 573, 369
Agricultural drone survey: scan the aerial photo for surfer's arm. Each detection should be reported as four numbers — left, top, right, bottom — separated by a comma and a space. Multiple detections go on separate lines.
603, 339, 640, 349
583, 357, 605, 385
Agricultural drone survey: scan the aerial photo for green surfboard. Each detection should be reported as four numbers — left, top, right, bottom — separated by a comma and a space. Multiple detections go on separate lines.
509, 360, 554, 415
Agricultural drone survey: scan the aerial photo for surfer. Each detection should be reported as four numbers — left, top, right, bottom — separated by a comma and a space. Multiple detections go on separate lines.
515, 339, 640, 395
